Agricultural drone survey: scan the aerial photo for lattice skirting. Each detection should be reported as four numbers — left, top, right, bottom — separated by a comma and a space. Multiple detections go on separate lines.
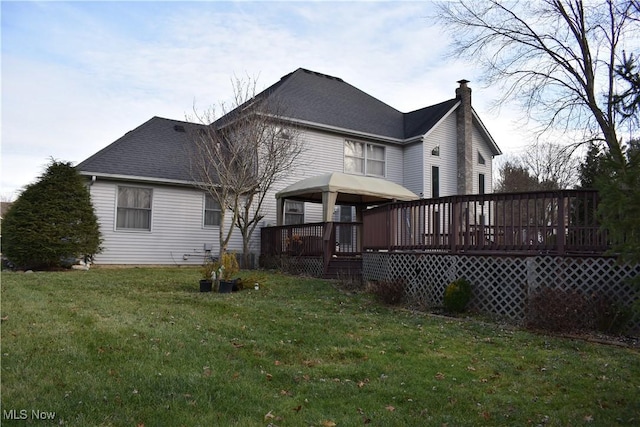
363, 252, 639, 332
284, 256, 323, 277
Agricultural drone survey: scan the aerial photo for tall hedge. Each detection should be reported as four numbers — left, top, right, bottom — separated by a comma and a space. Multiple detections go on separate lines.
2, 160, 102, 270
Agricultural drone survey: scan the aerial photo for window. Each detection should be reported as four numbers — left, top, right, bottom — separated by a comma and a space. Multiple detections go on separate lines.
479, 173, 485, 194
344, 140, 385, 177
339, 206, 353, 245
432, 166, 440, 198
204, 195, 221, 226
431, 145, 440, 156
117, 186, 152, 230
284, 200, 304, 225
478, 151, 486, 165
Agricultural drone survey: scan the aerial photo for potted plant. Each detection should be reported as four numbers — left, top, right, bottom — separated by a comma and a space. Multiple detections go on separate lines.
199, 260, 216, 292
216, 251, 240, 294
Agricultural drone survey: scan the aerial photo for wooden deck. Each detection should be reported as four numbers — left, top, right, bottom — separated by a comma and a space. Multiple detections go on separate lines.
260, 189, 609, 277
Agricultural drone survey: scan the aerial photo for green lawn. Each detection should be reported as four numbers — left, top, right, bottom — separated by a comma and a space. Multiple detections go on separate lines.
1, 268, 639, 426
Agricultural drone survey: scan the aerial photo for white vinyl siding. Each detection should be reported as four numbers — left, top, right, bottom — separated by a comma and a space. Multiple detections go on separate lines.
423, 112, 458, 198
472, 125, 493, 194
403, 143, 424, 197
90, 181, 226, 265
383, 144, 404, 184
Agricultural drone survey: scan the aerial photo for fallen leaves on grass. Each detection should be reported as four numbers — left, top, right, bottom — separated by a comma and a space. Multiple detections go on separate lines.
435, 372, 445, 380
385, 405, 396, 412
321, 421, 336, 427
357, 378, 370, 388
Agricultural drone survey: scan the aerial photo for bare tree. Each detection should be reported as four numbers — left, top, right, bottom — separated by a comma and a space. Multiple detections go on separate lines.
186, 76, 304, 266
437, 0, 639, 166
495, 141, 580, 192
520, 141, 581, 190
494, 159, 540, 193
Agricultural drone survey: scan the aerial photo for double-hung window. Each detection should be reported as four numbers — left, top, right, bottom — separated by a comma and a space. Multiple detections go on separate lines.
116, 186, 152, 230
204, 195, 221, 227
344, 140, 385, 177
284, 200, 304, 225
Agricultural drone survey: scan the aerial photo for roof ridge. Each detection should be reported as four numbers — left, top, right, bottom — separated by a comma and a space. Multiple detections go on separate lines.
297, 68, 344, 82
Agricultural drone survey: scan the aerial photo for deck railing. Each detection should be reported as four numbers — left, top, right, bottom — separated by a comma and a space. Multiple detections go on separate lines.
260, 222, 362, 257
362, 189, 607, 255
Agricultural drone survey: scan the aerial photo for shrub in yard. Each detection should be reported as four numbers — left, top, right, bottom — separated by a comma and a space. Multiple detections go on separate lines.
1, 159, 102, 270
525, 287, 589, 332
443, 278, 472, 313
591, 295, 633, 335
366, 278, 406, 305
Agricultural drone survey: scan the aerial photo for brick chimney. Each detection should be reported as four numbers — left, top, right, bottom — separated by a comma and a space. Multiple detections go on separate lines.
456, 79, 473, 195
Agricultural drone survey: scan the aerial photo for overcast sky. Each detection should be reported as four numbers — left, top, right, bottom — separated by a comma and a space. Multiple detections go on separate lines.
2, 0, 534, 200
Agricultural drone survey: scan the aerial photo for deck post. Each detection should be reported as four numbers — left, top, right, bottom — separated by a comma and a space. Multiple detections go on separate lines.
557, 193, 565, 255
451, 201, 460, 254
323, 222, 335, 275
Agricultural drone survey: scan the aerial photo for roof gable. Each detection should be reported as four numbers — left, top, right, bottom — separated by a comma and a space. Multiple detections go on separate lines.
403, 99, 459, 139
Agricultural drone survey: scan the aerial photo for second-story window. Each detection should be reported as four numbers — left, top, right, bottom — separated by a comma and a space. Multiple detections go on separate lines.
344, 140, 385, 177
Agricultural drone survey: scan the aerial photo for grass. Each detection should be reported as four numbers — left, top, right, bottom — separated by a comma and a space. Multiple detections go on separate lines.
1, 267, 639, 426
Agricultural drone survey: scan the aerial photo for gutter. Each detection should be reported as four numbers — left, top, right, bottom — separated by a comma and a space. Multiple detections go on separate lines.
78, 171, 218, 188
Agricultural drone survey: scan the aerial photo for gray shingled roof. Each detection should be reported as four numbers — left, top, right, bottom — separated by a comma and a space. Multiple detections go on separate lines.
263, 69, 406, 139
76, 117, 204, 182
225, 68, 461, 141
77, 68, 496, 182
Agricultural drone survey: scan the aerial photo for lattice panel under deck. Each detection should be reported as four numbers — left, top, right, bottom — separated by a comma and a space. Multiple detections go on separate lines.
407, 254, 457, 307
455, 256, 528, 321
529, 256, 639, 301
363, 252, 639, 331
285, 257, 323, 278
362, 253, 390, 283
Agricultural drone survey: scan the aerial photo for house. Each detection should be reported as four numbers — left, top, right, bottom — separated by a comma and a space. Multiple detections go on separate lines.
76, 68, 501, 265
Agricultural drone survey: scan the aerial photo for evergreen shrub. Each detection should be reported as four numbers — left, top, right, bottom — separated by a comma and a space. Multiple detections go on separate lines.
443, 278, 472, 313
1, 160, 102, 270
